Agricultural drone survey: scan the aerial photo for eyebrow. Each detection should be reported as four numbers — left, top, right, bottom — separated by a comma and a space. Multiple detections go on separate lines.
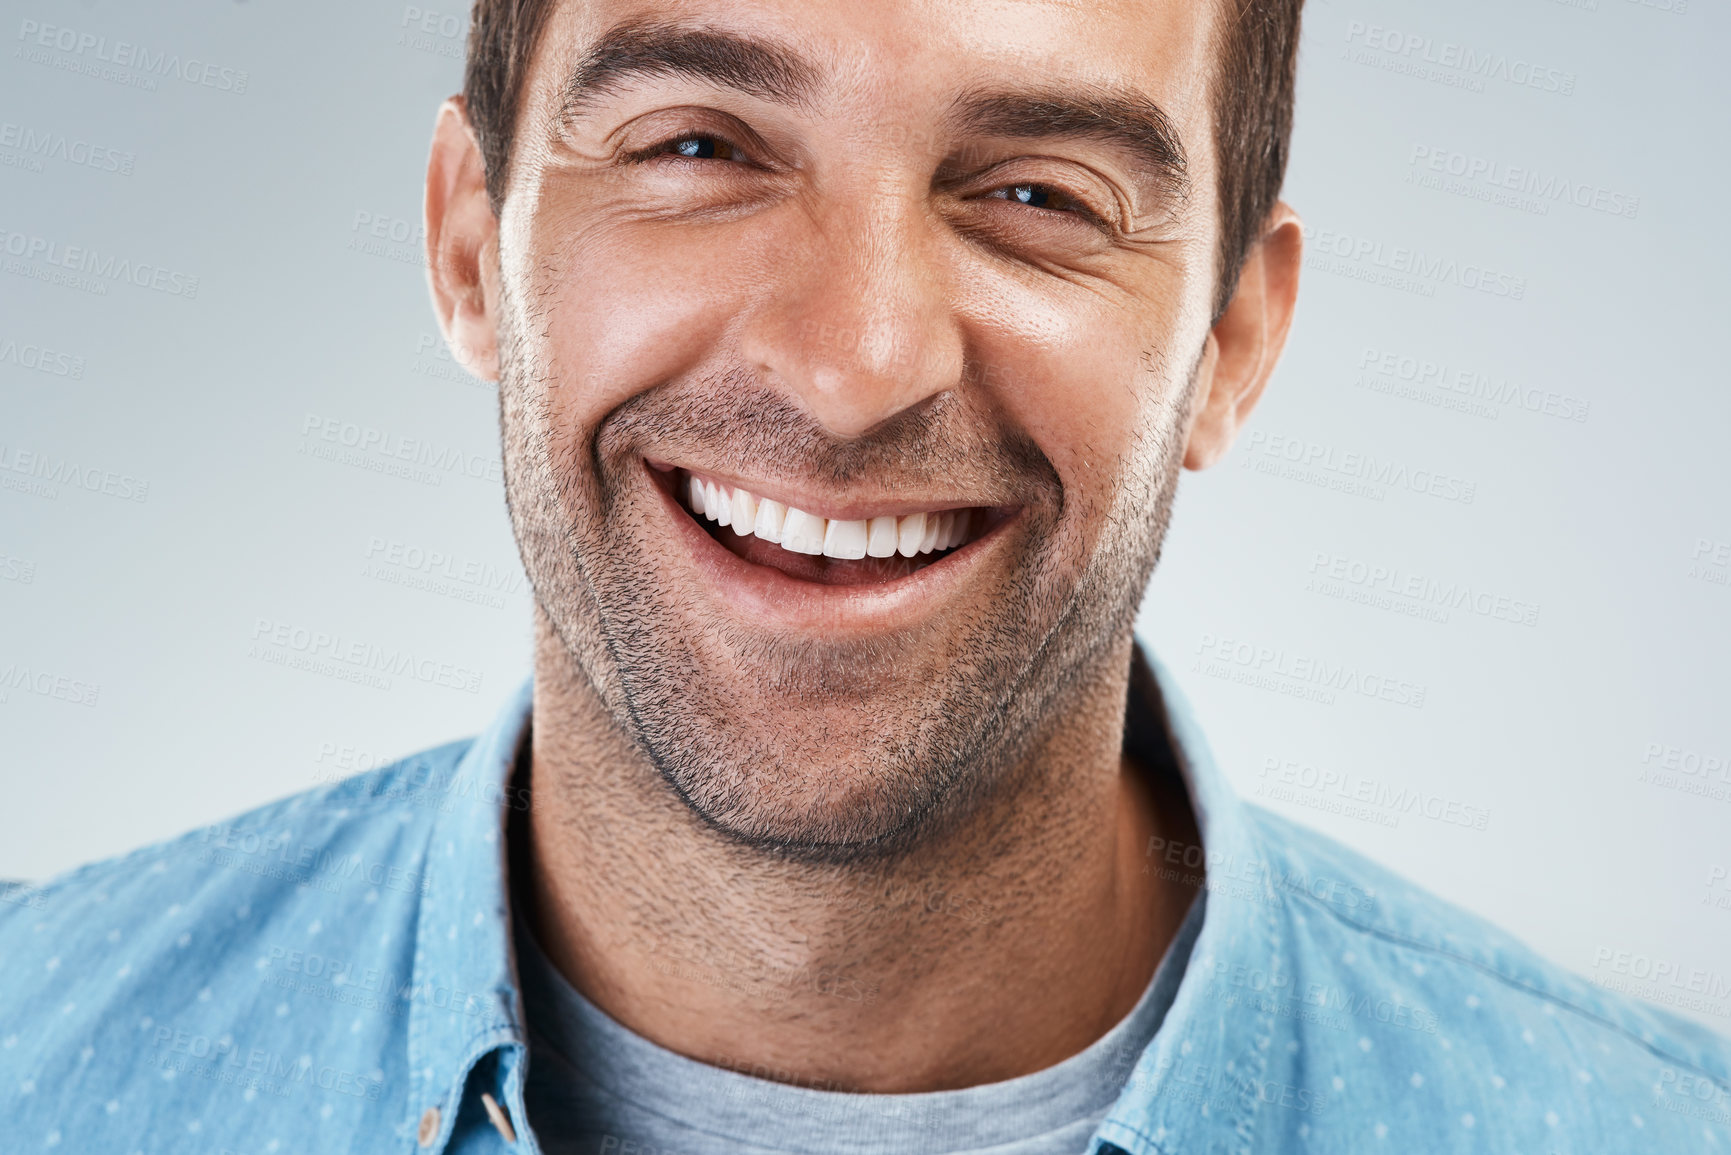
559, 19, 819, 124
558, 19, 1190, 203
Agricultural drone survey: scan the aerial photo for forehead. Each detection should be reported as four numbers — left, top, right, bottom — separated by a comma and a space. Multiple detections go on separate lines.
529, 0, 1220, 135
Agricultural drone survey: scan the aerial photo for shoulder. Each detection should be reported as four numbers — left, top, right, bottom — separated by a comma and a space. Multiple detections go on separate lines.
0, 735, 476, 946
1231, 803, 1731, 1146
0, 738, 477, 1146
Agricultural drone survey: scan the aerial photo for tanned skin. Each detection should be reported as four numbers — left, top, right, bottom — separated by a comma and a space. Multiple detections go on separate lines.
424, 0, 1301, 1094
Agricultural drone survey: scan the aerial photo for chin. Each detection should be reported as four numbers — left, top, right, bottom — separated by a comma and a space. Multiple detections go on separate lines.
633, 693, 995, 862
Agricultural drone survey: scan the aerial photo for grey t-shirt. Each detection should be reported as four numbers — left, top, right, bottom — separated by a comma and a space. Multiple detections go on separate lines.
514, 893, 1203, 1155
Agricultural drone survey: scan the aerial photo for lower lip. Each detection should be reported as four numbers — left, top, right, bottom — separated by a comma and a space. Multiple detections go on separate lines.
644, 461, 1018, 634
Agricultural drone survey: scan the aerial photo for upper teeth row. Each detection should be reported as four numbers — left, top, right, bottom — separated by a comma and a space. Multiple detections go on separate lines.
688, 475, 972, 560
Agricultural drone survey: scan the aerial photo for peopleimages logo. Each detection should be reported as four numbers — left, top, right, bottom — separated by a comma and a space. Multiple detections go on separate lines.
1688, 537, 1730, 590
1242, 430, 1478, 505
0, 661, 101, 708
248, 617, 484, 695
1342, 21, 1577, 96
1589, 948, 1731, 1016
0, 335, 85, 379
1355, 347, 1590, 424
397, 5, 467, 61
0, 552, 37, 585
0, 120, 134, 175
1257, 757, 1491, 831
0, 226, 199, 298
1303, 226, 1527, 301
298, 413, 503, 487
1307, 551, 1541, 628
1408, 145, 1639, 221
15, 19, 250, 94
1192, 632, 1428, 710
0, 442, 150, 502
362, 536, 527, 610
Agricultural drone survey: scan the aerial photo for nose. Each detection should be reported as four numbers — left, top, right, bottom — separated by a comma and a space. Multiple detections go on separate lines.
737, 190, 964, 438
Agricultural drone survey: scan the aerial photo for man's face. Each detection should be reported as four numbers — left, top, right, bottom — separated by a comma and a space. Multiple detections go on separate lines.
484, 0, 1229, 858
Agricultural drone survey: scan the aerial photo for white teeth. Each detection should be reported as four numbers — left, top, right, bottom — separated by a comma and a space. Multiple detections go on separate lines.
897, 512, 925, 558
754, 498, 786, 543
823, 519, 869, 560
684, 473, 976, 564
866, 516, 898, 558
730, 488, 758, 537
782, 508, 827, 555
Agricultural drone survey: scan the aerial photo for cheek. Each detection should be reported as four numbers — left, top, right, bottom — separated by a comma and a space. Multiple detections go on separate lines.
517, 207, 754, 447
962, 280, 1181, 517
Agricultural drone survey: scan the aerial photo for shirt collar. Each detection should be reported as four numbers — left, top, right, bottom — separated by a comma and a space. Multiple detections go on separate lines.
1096, 647, 1283, 1154
406, 644, 1271, 1153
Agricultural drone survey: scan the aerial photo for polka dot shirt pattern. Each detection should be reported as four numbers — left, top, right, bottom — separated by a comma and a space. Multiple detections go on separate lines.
0, 656, 1727, 1153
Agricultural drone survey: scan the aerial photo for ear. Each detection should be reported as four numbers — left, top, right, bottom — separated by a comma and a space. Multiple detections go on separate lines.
424, 96, 502, 383
1182, 203, 1303, 470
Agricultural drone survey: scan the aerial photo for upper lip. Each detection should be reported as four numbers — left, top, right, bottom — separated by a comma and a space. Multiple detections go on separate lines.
650, 459, 1011, 521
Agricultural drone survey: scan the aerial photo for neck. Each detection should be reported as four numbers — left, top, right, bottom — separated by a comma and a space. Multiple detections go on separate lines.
521, 613, 1201, 1093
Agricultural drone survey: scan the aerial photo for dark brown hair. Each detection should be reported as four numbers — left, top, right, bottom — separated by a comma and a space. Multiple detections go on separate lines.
1210, 0, 1302, 318
463, 0, 1302, 319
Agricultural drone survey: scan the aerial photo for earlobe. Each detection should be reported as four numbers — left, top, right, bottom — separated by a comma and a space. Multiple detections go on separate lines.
1182, 204, 1303, 471
424, 97, 502, 383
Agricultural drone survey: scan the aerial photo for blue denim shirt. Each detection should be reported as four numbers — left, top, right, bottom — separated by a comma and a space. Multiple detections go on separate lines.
3, 652, 1728, 1154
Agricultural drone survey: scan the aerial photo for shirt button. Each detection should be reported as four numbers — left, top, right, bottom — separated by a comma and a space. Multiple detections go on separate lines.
417, 1106, 441, 1147
481, 1091, 517, 1144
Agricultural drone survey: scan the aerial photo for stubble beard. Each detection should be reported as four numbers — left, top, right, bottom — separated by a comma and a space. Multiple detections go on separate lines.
496, 281, 1198, 866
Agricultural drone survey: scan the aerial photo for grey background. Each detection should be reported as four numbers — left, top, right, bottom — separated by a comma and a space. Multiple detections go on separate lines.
2, 0, 1726, 1031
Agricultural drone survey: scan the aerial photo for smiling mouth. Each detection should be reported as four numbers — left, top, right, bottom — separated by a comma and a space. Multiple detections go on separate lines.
662, 464, 1014, 587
